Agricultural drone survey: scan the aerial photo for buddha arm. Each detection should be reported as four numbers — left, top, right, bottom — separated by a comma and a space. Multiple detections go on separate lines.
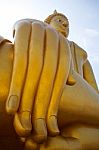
83, 60, 98, 92
0, 38, 13, 101
0, 38, 15, 138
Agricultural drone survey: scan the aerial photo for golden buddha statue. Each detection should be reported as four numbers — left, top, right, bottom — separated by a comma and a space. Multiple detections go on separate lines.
0, 10, 99, 150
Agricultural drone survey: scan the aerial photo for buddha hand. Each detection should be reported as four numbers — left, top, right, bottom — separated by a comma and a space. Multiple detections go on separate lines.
6, 19, 71, 143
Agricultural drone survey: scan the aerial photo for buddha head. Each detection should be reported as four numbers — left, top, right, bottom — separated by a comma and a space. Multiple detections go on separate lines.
44, 10, 69, 38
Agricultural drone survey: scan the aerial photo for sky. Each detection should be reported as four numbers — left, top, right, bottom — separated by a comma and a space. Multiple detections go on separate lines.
0, 0, 99, 86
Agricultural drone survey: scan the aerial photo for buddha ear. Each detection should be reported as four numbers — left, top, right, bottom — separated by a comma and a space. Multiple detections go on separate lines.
54, 10, 57, 14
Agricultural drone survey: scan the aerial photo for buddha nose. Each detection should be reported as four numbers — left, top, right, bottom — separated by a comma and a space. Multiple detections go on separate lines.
62, 21, 67, 27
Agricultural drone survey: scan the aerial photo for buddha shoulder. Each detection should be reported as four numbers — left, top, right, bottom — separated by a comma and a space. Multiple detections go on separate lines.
70, 41, 87, 63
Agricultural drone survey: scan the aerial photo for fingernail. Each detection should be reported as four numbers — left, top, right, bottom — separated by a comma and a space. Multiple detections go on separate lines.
20, 111, 32, 131
7, 95, 18, 113
48, 116, 60, 136
33, 118, 47, 143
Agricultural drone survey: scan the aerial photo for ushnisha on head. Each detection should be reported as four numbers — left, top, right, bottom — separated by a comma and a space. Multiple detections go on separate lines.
44, 10, 69, 38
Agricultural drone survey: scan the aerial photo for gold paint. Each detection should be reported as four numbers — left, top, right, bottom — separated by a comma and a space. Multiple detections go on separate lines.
0, 11, 99, 150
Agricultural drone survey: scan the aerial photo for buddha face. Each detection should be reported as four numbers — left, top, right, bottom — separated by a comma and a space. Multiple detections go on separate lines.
50, 15, 69, 38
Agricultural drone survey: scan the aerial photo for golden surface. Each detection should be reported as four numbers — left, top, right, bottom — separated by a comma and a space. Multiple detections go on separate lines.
0, 11, 99, 150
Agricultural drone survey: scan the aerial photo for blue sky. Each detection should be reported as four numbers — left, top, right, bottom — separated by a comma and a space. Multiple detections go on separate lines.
0, 0, 99, 86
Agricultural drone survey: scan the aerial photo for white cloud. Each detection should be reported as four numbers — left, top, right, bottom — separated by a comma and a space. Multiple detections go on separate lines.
85, 28, 99, 37
78, 28, 99, 86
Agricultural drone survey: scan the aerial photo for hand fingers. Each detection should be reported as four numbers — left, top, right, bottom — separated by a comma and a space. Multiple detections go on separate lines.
14, 113, 30, 137
32, 27, 59, 143
47, 35, 71, 136
25, 137, 39, 150
6, 21, 31, 114
14, 22, 45, 136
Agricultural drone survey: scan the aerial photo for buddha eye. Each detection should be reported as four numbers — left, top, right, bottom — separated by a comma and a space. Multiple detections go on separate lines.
57, 19, 61, 22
